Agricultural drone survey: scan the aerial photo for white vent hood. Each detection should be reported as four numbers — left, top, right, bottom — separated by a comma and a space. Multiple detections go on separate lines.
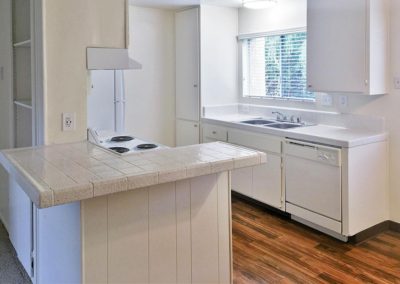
87, 48, 142, 70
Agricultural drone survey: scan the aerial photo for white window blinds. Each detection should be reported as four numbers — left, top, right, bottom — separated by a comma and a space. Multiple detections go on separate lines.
242, 31, 314, 100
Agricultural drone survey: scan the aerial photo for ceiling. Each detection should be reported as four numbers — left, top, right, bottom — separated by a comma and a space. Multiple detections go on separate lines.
129, 0, 243, 10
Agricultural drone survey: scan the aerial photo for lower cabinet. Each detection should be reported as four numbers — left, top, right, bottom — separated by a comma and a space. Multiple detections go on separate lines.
202, 124, 284, 210
176, 119, 200, 146
228, 129, 283, 210
252, 154, 282, 209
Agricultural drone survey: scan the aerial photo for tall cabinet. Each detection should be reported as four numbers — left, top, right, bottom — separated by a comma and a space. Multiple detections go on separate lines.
175, 8, 201, 146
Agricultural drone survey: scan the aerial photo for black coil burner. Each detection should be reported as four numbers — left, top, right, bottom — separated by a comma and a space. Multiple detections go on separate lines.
136, 144, 158, 150
109, 147, 130, 154
110, 136, 134, 142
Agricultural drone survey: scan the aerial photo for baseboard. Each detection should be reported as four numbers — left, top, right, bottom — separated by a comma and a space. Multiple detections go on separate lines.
349, 221, 391, 244
231, 191, 290, 218
390, 221, 400, 232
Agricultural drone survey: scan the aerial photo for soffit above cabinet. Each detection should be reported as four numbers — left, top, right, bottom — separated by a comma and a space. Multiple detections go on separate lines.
129, 0, 242, 9
86, 48, 142, 70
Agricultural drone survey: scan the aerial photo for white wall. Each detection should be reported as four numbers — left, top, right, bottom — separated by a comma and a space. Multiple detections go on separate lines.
124, 6, 176, 147
0, 0, 13, 228
238, 0, 307, 35
200, 5, 239, 107
43, 0, 126, 144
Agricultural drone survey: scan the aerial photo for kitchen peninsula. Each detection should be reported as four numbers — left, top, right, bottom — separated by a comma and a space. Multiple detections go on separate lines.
0, 141, 265, 284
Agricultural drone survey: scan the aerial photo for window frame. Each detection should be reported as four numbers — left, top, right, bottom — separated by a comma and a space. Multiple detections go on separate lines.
238, 27, 315, 103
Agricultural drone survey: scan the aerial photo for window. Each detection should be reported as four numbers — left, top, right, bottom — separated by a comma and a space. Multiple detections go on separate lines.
241, 30, 314, 100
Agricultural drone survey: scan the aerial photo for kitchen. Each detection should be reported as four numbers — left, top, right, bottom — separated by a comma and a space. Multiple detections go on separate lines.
0, 0, 399, 283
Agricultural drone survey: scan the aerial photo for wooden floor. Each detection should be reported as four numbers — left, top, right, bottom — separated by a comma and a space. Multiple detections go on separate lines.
232, 197, 400, 284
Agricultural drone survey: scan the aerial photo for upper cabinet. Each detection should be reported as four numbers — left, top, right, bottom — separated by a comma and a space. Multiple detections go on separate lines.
307, 0, 389, 95
175, 7, 200, 122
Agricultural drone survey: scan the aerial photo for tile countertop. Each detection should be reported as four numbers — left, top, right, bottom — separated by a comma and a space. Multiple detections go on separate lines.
202, 115, 388, 148
0, 141, 266, 209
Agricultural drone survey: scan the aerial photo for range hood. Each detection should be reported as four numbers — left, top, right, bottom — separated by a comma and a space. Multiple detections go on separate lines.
86, 48, 142, 70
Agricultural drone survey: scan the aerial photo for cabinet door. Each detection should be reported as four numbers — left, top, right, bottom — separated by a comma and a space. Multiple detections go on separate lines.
8, 179, 32, 277
307, 0, 366, 93
175, 8, 200, 121
252, 154, 282, 209
231, 167, 252, 197
176, 119, 199, 146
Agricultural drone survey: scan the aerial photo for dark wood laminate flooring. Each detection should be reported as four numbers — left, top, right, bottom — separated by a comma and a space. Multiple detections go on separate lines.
232, 197, 400, 284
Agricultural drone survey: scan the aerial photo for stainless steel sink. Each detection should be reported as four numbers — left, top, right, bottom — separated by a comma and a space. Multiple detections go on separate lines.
266, 123, 302, 129
240, 119, 276, 125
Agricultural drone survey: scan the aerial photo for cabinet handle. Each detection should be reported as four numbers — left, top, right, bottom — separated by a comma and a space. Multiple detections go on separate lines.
212, 131, 217, 134
193, 84, 198, 88
194, 124, 198, 128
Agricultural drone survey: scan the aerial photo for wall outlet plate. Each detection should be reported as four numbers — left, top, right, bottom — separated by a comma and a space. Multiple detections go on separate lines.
321, 94, 333, 106
394, 77, 400, 89
62, 113, 76, 131
339, 95, 348, 107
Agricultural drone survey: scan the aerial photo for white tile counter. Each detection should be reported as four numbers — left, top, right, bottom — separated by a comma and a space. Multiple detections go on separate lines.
0, 141, 266, 208
202, 115, 388, 148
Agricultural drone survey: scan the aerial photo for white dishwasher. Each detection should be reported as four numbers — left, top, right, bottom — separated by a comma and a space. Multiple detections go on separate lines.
285, 139, 343, 236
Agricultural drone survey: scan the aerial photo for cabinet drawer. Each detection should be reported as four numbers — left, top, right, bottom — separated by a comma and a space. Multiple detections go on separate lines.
202, 124, 228, 142
228, 129, 282, 154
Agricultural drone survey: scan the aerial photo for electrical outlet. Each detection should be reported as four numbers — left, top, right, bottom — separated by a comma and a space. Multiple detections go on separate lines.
321, 94, 333, 106
394, 77, 400, 89
339, 95, 348, 107
62, 113, 76, 131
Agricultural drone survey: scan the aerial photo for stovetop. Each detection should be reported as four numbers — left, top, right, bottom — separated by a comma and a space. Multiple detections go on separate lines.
88, 129, 165, 155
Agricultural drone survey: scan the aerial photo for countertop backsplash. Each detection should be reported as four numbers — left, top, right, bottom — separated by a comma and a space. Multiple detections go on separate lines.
203, 104, 385, 133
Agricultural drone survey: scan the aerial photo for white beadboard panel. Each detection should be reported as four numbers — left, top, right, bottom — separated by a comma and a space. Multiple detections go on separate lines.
190, 174, 220, 283
81, 173, 233, 283
108, 188, 149, 283
81, 196, 108, 283
176, 180, 192, 283
217, 171, 232, 283
149, 183, 177, 283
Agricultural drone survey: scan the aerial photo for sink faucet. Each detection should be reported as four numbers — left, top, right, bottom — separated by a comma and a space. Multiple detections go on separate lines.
272, 111, 286, 121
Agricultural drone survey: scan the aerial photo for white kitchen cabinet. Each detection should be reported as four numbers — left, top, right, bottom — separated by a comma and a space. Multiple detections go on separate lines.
252, 155, 282, 209
202, 124, 228, 143
230, 167, 252, 197
176, 119, 200, 146
175, 8, 200, 122
307, 0, 389, 95
228, 129, 284, 210
8, 179, 33, 278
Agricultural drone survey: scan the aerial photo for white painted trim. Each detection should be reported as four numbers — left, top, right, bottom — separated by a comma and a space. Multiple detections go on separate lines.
32, 0, 45, 146
237, 27, 307, 40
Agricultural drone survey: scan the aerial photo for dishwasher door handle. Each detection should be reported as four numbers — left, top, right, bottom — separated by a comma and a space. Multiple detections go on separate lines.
288, 141, 317, 149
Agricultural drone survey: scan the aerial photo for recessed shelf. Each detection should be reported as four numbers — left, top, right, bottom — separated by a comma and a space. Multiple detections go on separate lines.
14, 100, 32, 110
13, 40, 31, 48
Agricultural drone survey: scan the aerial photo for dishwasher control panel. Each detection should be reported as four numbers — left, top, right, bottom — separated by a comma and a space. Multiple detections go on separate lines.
285, 139, 342, 167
